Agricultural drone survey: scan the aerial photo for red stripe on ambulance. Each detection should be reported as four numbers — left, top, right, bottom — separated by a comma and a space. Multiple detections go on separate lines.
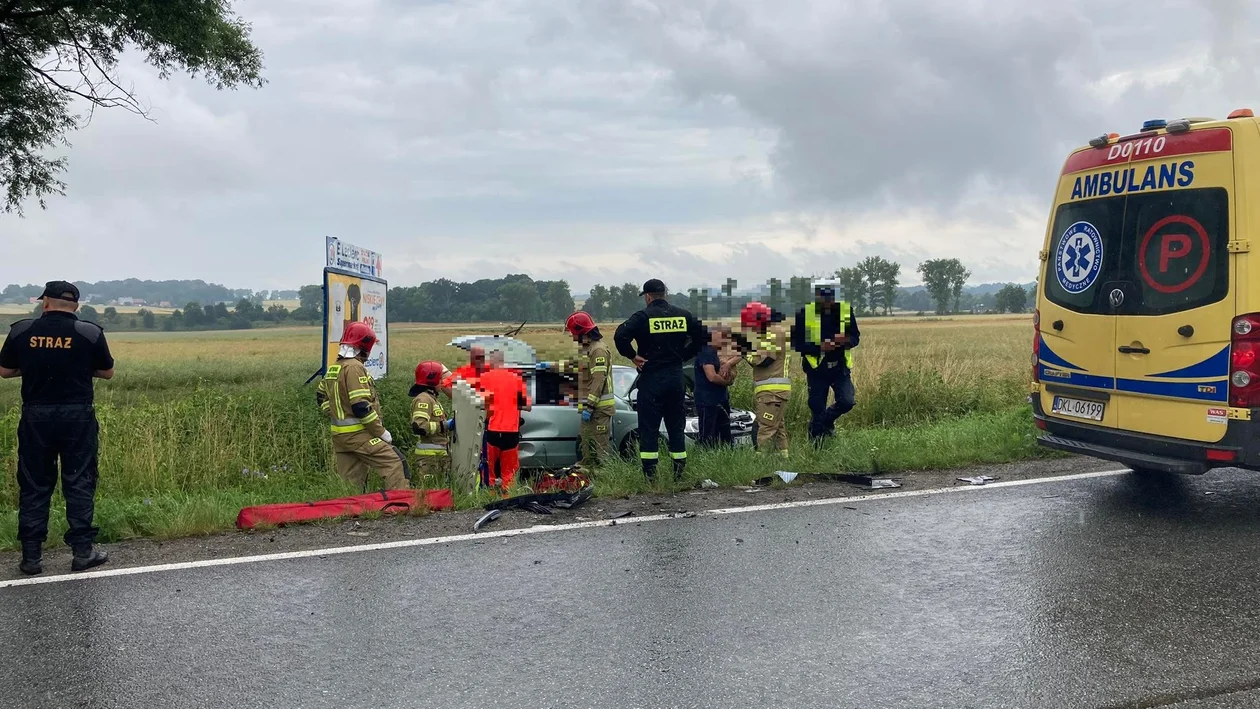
1061, 128, 1233, 175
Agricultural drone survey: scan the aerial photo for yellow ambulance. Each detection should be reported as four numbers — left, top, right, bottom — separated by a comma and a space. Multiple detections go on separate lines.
1034, 109, 1260, 474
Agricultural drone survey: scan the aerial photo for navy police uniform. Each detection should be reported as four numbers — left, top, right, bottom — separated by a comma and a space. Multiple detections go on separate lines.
0, 281, 113, 574
614, 279, 706, 480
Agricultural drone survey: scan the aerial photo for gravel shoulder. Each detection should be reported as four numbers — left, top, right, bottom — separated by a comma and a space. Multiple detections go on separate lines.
0, 456, 1118, 582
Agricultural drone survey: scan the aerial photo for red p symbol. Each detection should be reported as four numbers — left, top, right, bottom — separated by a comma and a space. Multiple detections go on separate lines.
1159, 233, 1193, 273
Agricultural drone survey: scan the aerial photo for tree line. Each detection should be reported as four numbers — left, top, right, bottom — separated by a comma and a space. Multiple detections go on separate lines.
585, 258, 1034, 320
384, 275, 576, 323
0, 280, 298, 307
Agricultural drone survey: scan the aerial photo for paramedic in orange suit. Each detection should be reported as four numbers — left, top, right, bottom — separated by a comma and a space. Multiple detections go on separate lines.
476, 351, 531, 492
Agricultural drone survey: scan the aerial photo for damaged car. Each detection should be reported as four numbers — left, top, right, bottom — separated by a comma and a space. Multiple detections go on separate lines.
447, 335, 754, 470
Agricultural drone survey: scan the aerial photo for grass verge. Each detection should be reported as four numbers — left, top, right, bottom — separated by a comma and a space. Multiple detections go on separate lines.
0, 406, 1056, 551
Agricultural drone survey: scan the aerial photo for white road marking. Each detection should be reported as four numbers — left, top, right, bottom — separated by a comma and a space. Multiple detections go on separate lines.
0, 468, 1129, 589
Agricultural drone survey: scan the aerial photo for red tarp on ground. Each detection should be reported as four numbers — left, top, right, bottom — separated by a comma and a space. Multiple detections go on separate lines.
236, 489, 454, 530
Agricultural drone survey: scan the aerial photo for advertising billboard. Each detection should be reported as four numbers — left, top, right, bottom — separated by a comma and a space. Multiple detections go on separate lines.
326, 236, 384, 279
323, 269, 389, 380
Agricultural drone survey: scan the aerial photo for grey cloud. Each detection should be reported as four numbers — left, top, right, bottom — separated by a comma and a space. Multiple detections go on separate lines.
574, 0, 1256, 213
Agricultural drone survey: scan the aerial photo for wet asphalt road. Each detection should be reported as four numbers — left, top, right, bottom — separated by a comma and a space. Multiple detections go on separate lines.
5, 468, 1260, 709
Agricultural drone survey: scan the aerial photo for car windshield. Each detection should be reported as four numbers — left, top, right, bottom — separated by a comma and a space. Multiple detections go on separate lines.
612, 367, 637, 399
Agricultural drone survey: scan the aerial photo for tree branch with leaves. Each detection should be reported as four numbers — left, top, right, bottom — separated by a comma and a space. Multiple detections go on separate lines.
0, 0, 266, 213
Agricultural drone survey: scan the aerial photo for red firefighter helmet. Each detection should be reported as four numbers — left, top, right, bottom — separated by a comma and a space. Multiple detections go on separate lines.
414, 360, 445, 388
340, 321, 378, 354
740, 302, 772, 330
565, 311, 598, 338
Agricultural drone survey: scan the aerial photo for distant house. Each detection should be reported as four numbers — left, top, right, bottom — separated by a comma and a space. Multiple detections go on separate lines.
117, 297, 136, 306
158, 301, 173, 308
28, 297, 38, 304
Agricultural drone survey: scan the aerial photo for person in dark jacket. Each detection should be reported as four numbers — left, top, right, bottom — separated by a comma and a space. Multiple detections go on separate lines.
614, 279, 706, 481
790, 279, 860, 444
0, 281, 114, 575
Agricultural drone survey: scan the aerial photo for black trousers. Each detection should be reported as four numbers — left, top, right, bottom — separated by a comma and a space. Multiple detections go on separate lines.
636, 369, 687, 475
17, 404, 101, 547
696, 404, 732, 448
806, 364, 856, 440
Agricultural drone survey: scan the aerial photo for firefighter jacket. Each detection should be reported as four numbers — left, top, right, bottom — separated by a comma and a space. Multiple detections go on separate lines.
614, 299, 707, 374
745, 324, 792, 396
554, 339, 615, 411
409, 389, 450, 456
316, 357, 388, 450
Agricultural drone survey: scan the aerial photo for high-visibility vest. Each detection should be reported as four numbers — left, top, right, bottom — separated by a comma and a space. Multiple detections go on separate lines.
802, 301, 854, 371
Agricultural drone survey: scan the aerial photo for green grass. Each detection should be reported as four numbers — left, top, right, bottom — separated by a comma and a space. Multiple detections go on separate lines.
0, 320, 1041, 550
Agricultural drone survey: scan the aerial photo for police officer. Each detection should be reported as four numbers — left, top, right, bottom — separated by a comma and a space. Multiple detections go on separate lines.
790, 278, 860, 444
0, 281, 113, 575
614, 279, 706, 482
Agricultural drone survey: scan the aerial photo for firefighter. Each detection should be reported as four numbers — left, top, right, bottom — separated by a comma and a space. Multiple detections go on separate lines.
316, 322, 410, 491
410, 361, 454, 486
740, 301, 792, 457
477, 350, 531, 492
0, 281, 113, 575
790, 279, 860, 444
614, 279, 706, 482
538, 312, 615, 467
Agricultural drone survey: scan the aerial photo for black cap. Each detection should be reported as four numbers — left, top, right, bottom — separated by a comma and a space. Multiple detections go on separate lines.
38, 280, 80, 303
639, 278, 667, 296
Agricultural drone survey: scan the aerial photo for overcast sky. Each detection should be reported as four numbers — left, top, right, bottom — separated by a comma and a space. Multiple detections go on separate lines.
3, 0, 1257, 293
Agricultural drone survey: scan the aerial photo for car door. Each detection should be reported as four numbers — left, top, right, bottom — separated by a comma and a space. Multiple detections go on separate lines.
1111, 180, 1234, 443
1038, 196, 1125, 428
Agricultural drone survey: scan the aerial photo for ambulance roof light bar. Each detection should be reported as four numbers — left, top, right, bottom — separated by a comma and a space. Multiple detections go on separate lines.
1229, 108, 1254, 119
1141, 119, 1167, 132
1166, 119, 1191, 134
1088, 132, 1121, 148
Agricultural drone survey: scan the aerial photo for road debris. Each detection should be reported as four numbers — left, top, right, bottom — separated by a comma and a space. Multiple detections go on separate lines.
473, 509, 502, 532
607, 511, 634, 520
958, 476, 999, 486
774, 471, 799, 484
701, 479, 720, 489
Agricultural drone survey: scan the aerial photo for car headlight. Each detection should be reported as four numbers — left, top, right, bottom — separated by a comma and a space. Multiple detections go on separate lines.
684, 418, 699, 435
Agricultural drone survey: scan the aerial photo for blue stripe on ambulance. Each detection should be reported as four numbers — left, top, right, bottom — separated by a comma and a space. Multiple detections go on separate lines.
1147, 346, 1230, 379
1038, 339, 1086, 372
1039, 341, 1229, 401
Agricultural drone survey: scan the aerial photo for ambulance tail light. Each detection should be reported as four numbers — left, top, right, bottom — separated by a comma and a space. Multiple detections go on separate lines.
1032, 309, 1041, 383
1229, 314, 1260, 407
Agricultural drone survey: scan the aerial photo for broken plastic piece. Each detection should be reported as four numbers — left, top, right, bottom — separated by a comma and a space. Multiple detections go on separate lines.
473, 509, 502, 532
869, 479, 900, 489
774, 471, 799, 484
607, 510, 633, 520
958, 476, 998, 486
701, 479, 720, 489
522, 501, 553, 515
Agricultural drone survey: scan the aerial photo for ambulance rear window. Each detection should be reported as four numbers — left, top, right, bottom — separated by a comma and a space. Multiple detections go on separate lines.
1043, 199, 1125, 314
1043, 188, 1229, 316
1123, 188, 1229, 315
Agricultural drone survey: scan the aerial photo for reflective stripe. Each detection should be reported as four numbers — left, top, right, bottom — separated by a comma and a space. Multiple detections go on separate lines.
669, 451, 687, 460
330, 423, 366, 434
348, 389, 372, 400
755, 376, 793, 393
414, 450, 449, 457
640, 451, 659, 460
414, 443, 448, 456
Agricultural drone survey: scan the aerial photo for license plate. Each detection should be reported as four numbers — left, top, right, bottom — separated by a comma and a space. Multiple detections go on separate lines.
733, 435, 753, 446
1051, 396, 1105, 421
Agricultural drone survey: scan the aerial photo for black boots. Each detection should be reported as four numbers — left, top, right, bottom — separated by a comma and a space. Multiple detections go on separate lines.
19, 542, 42, 576
71, 544, 108, 572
